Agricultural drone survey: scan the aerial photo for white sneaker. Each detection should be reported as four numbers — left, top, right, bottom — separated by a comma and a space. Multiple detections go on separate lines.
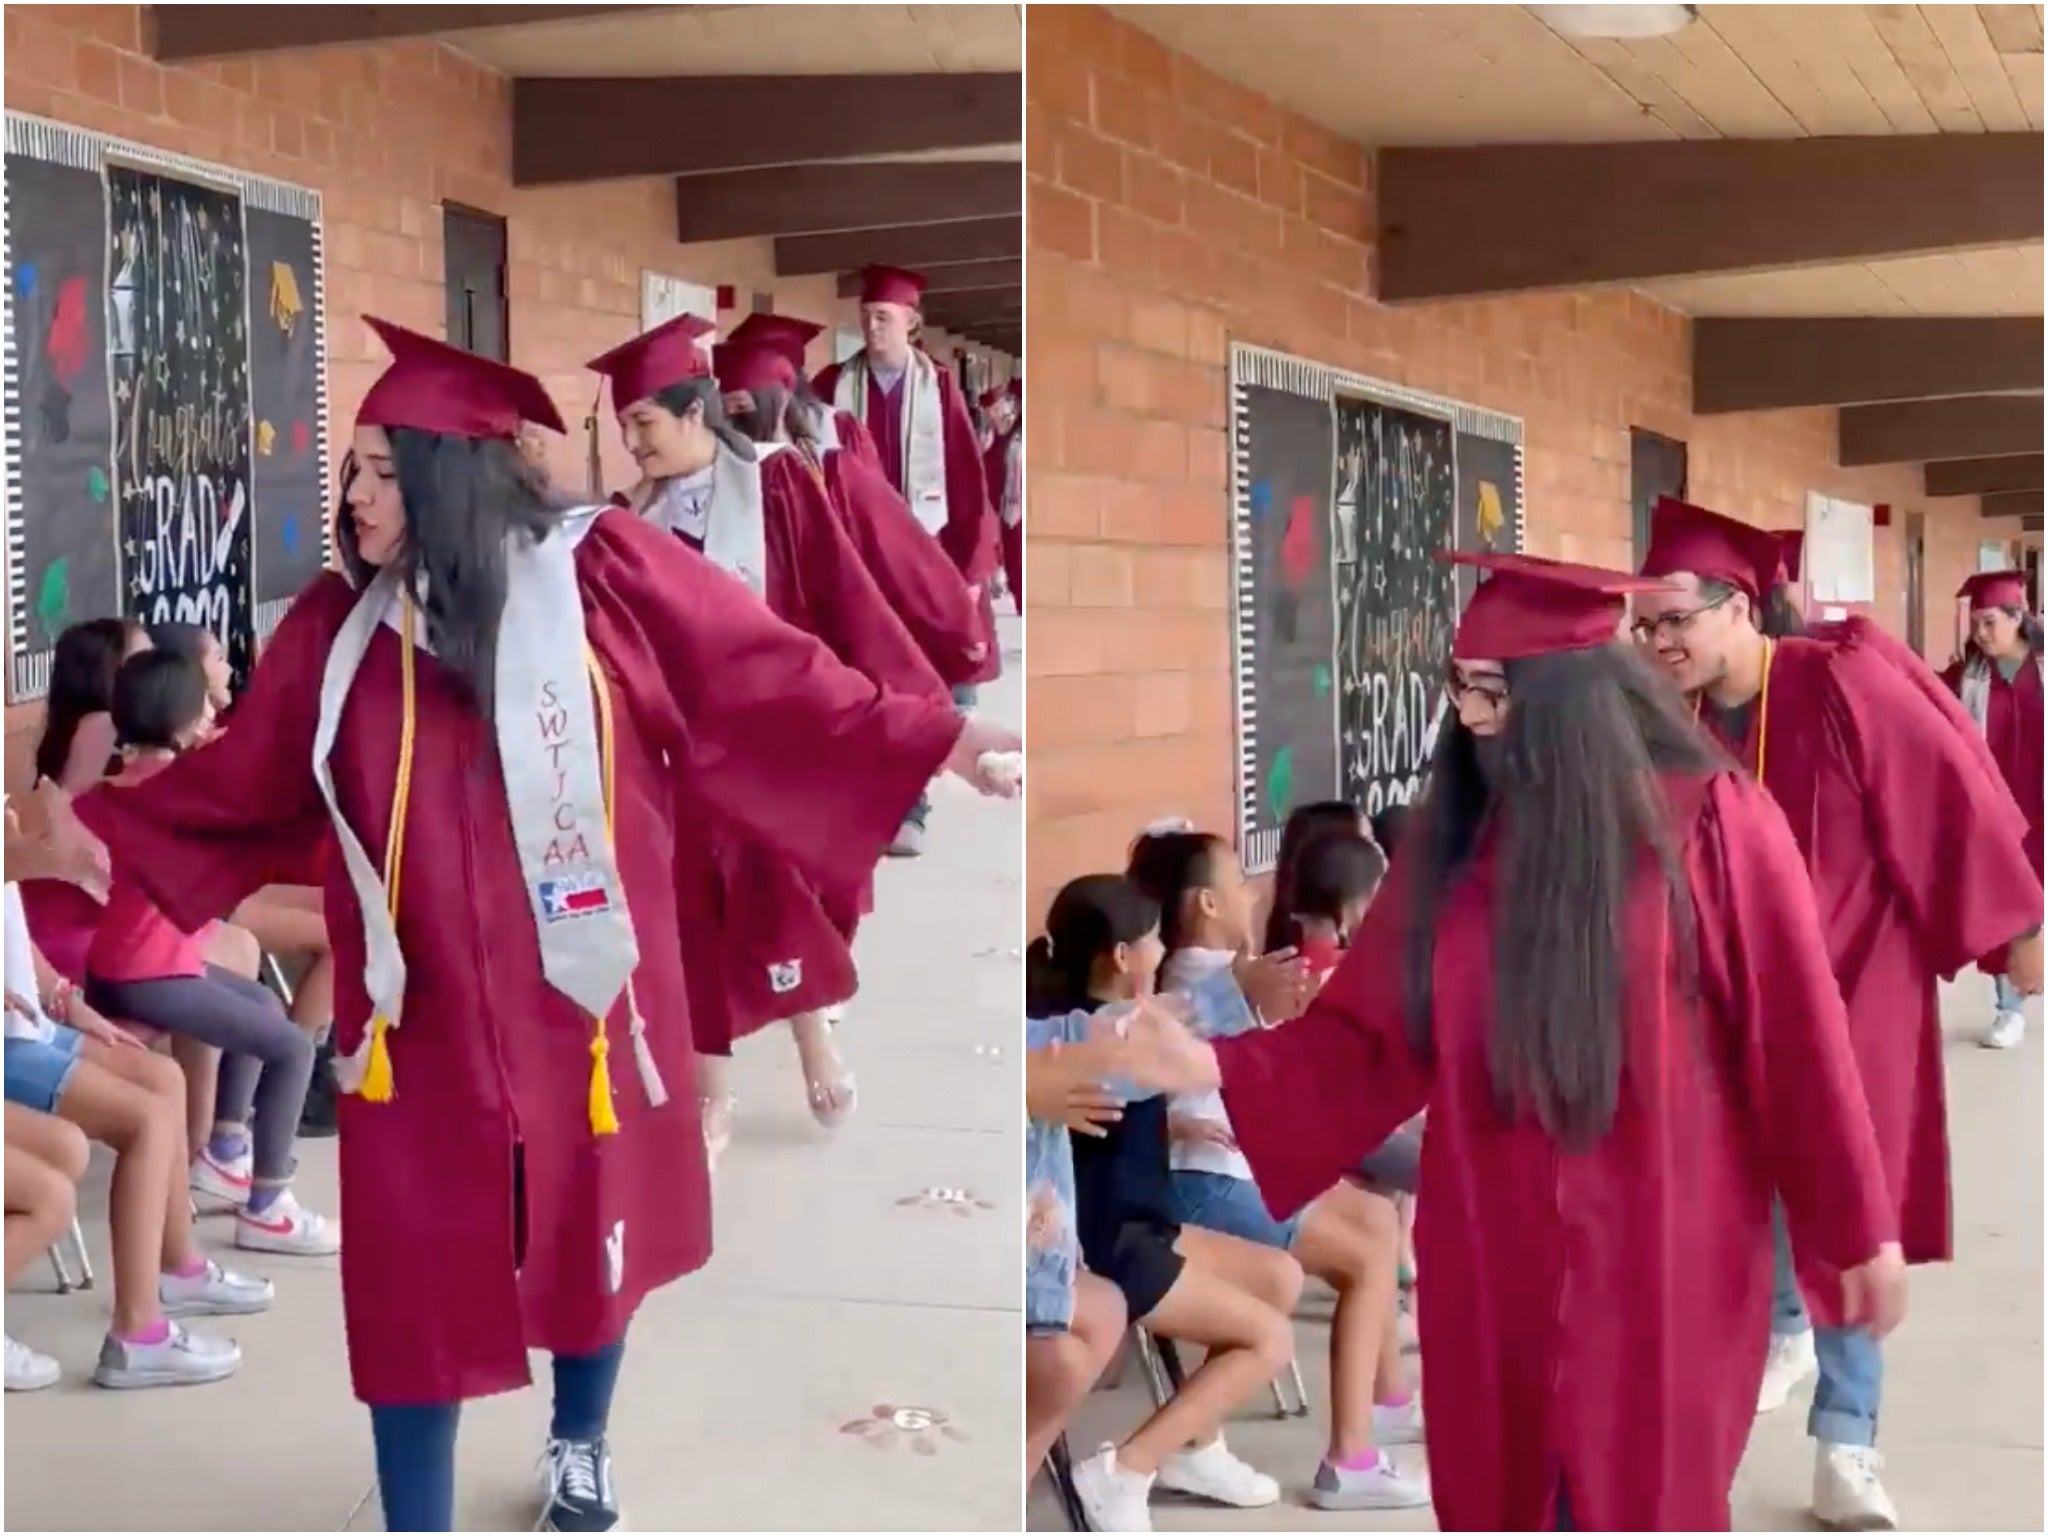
1156, 1435, 1281, 1508
190, 1146, 252, 1215
1757, 1328, 1818, 1413
1309, 1450, 1433, 1511
1984, 1010, 2026, 1049
94, 1321, 240, 1388
4, 1336, 60, 1391
1813, 1443, 1898, 1530
160, 1258, 275, 1317
235, 1189, 340, 1256
1070, 1443, 1155, 1532
1372, 1392, 1426, 1446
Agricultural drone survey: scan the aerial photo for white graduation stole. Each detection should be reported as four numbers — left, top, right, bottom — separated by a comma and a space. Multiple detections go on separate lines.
835, 352, 948, 536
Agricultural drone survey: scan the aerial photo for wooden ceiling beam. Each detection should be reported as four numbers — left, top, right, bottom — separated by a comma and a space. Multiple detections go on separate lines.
1839, 395, 2044, 467
674, 162, 1017, 244
776, 216, 1020, 277
839, 258, 1020, 298
516, 72, 1019, 186
148, 5, 650, 61
1694, 318, 2044, 414
2023, 515, 2044, 534
1983, 490, 2045, 518
1926, 454, 2045, 497
1378, 134, 2044, 302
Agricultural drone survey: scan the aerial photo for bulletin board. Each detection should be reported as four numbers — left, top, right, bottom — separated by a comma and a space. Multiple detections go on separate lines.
1228, 342, 1524, 870
3, 112, 330, 701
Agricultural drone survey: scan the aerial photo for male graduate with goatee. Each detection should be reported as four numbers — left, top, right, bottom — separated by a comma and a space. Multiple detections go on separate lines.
1633, 496, 2043, 1531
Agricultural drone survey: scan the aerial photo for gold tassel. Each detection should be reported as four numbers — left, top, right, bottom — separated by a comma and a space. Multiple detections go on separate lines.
359, 1015, 396, 1103
588, 1028, 620, 1136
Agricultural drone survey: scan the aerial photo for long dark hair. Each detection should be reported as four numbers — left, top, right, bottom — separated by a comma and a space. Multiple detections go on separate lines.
1263, 799, 1362, 952
1400, 642, 1722, 1148
1963, 604, 2045, 663
111, 650, 207, 752
1700, 577, 1804, 640
146, 621, 218, 669
35, 617, 145, 784
726, 379, 829, 451
1024, 874, 1160, 1018
650, 377, 758, 463
1284, 831, 1386, 944
336, 430, 571, 719
1126, 829, 1227, 962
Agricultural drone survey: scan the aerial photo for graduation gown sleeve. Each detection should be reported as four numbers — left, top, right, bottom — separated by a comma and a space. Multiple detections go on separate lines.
1216, 859, 1433, 1220
832, 409, 884, 473
71, 577, 350, 930
580, 508, 961, 895
936, 368, 1001, 587
1687, 772, 1895, 1305
825, 445, 992, 688
1825, 639, 2043, 977
766, 453, 947, 703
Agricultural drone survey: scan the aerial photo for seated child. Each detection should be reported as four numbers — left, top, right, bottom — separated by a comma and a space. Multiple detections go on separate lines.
1130, 828, 1426, 1512
80, 650, 338, 1257
4, 1101, 87, 1391
1029, 874, 1296, 1533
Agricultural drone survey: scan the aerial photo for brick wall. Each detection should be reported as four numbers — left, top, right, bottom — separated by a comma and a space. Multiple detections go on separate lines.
1025, 4, 2032, 914
0, 4, 1012, 785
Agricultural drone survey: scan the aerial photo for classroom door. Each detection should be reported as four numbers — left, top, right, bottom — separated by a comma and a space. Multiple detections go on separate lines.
1630, 428, 1688, 564
442, 204, 509, 361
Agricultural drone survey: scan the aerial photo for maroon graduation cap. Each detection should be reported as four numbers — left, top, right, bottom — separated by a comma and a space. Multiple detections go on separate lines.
586, 314, 715, 407
1440, 550, 1674, 661
357, 317, 564, 440
725, 312, 823, 373
1960, 570, 2030, 611
858, 264, 927, 308
1638, 496, 1792, 598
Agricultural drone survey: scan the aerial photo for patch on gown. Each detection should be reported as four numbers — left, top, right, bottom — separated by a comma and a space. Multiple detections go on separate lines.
606, 1220, 625, 1295
769, 960, 803, 994
537, 873, 614, 922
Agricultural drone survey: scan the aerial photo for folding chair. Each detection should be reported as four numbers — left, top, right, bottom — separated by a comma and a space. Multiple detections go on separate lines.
46, 1216, 94, 1293
1045, 1434, 1093, 1531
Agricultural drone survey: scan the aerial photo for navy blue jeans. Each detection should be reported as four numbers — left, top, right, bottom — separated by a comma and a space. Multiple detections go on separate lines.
1772, 1201, 1882, 1447
370, 1339, 626, 1531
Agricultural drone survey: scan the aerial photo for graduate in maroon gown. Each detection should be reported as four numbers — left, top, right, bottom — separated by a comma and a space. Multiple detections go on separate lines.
982, 382, 1024, 612
1941, 570, 2045, 1048
587, 314, 1009, 1161
1635, 497, 2043, 1528
718, 312, 990, 691
66, 321, 1015, 1534
814, 264, 1003, 856
1111, 552, 1905, 1531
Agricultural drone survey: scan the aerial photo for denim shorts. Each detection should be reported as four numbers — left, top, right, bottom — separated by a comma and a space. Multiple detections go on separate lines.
4, 1026, 85, 1114
1172, 1170, 1303, 1252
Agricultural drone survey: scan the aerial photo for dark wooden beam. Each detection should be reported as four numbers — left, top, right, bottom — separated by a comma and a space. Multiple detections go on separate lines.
2023, 514, 2044, 534
923, 285, 1022, 320
674, 162, 1017, 244
1694, 318, 2044, 414
1838, 395, 2044, 467
148, 5, 649, 61
1927, 454, 2045, 497
1378, 134, 2044, 302
1983, 491, 2044, 518
776, 217, 1020, 277
516, 73, 1019, 186
839, 258, 1020, 298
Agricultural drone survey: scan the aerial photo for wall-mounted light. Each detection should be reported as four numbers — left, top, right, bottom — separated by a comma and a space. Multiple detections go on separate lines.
1531, 5, 1699, 40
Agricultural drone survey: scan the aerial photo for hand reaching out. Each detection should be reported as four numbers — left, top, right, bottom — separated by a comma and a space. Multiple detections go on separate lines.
1235, 948, 1317, 1024
945, 716, 1022, 797
1839, 1242, 1907, 1339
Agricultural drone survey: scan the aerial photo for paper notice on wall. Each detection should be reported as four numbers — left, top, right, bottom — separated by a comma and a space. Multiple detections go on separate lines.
1805, 492, 1874, 605
641, 272, 716, 351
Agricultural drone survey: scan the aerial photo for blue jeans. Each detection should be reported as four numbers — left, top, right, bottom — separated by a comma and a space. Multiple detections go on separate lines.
1772, 1202, 1882, 1447
907, 683, 981, 830
1995, 973, 2025, 1014
369, 1339, 626, 1531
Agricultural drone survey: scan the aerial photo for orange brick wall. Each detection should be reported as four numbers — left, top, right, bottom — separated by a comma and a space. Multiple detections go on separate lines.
0, 5, 1010, 785
1025, 5, 2032, 914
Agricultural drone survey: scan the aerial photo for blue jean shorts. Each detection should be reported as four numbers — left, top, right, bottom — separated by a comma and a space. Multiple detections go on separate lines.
5, 1026, 85, 1115
1172, 1170, 1303, 1252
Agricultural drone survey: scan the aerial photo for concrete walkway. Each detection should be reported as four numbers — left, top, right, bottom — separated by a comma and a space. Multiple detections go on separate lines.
1030, 980, 2043, 1532
6, 616, 1025, 1533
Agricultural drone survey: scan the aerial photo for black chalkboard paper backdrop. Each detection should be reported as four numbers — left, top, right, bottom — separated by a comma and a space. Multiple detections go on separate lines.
1228, 344, 1525, 870
4, 114, 328, 700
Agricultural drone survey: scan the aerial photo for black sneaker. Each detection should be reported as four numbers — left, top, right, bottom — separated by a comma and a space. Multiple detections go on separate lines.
540, 1436, 619, 1532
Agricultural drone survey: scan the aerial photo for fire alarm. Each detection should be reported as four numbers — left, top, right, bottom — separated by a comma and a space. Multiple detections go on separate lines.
1873, 503, 1891, 527
715, 285, 736, 311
